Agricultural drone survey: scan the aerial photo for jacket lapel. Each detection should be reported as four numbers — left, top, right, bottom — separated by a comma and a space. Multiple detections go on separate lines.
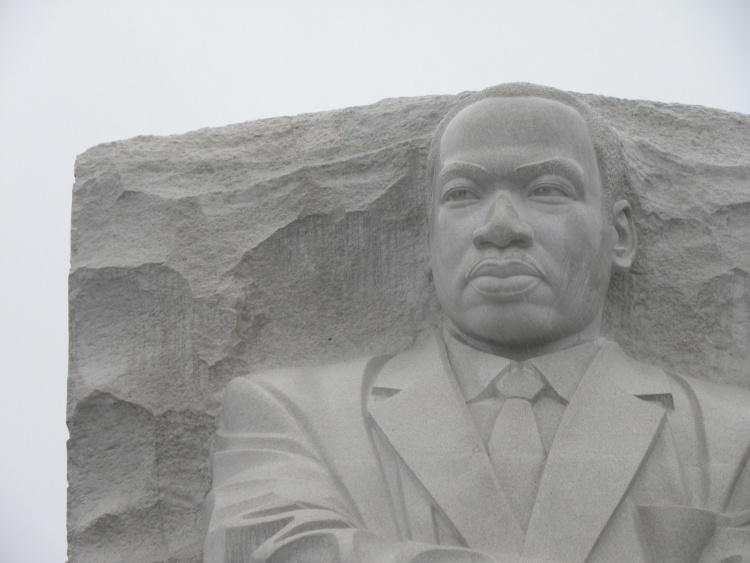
367, 332, 523, 555
524, 341, 670, 562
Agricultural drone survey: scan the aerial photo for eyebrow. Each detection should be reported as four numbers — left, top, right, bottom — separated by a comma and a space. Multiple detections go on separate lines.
514, 157, 587, 187
437, 156, 589, 193
437, 162, 492, 185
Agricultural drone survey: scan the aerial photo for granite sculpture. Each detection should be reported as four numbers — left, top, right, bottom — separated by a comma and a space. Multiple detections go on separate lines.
68, 84, 750, 562
203, 85, 750, 562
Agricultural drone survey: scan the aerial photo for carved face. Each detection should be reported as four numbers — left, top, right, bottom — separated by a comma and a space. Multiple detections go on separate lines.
430, 96, 624, 350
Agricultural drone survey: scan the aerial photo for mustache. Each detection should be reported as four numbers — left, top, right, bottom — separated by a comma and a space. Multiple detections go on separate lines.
465, 254, 546, 280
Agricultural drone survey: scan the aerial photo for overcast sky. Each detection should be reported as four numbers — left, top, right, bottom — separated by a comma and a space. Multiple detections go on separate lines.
0, 1, 748, 560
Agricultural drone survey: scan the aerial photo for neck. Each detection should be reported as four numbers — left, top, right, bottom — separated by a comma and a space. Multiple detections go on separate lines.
445, 318, 602, 362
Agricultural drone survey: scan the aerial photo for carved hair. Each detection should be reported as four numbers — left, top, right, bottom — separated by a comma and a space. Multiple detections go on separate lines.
425, 82, 637, 219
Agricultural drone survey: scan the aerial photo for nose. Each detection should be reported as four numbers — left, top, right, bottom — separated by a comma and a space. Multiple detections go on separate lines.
472, 194, 533, 249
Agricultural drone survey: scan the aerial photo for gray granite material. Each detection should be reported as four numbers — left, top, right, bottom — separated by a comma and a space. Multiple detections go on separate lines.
68, 85, 750, 562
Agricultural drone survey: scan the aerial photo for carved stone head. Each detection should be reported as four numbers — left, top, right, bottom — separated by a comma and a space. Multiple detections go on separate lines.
427, 85, 637, 355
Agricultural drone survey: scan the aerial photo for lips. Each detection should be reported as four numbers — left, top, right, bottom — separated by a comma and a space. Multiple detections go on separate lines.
466, 257, 544, 297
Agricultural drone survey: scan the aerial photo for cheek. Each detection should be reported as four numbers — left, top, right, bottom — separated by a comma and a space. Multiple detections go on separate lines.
559, 213, 611, 288
534, 212, 597, 266
431, 214, 471, 267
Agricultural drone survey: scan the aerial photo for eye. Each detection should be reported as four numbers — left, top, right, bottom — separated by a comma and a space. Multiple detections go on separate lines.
442, 186, 480, 204
528, 182, 573, 201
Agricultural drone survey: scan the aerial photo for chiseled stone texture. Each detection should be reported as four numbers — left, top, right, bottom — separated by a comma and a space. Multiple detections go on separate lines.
68, 89, 750, 562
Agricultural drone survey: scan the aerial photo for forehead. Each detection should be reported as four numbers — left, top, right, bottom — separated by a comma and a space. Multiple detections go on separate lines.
438, 96, 598, 173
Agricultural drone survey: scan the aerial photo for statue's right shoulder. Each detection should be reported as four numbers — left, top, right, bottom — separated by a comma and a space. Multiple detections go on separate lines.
242, 355, 377, 392
220, 335, 434, 428
221, 354, 384, 423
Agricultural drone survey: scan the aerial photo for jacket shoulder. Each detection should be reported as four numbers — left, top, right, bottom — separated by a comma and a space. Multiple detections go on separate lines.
602, 342, 750, 464
668, 373, 750, 510
608, 340, 750, 432
244, 355, 376, 396
669, 372, 750, 443
221, 355, 376, 430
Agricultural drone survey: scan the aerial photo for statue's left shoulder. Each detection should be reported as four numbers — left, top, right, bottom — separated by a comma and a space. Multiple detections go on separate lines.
603, 343, 750, 433
658, 371, 750, 513
668, 371, 750, 428
665, 371, 750, 475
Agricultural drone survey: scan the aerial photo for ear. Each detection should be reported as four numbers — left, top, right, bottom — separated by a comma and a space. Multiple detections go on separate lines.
611, 199, 637, 271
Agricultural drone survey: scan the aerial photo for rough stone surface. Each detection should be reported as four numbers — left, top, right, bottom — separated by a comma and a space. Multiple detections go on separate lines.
68, 90, 750, 562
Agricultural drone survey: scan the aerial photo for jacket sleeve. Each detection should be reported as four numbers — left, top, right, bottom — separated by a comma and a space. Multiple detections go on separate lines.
695, 447, 750, 563
667, 374, 750, 563
697, 381, 750, 563
203, 374, 498, 563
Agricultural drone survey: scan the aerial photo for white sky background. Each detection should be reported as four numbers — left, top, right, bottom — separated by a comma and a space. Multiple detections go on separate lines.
0, 0, 748, 560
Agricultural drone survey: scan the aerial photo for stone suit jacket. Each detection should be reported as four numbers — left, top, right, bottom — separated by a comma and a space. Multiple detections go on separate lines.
204, 333, 750, 563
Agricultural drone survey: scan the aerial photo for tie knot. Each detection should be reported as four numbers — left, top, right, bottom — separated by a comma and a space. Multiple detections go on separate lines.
494, 362, 545, 401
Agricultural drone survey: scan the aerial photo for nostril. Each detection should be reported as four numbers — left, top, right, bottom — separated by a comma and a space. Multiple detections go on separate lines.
472, 216, 533, 249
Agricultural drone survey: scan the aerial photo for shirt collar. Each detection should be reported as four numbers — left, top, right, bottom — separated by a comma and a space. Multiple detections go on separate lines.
442, 327, 602, 402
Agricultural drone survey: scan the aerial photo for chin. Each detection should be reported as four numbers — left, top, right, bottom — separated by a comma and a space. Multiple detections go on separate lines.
477, 325, 562, 350
457, 307, 590, 351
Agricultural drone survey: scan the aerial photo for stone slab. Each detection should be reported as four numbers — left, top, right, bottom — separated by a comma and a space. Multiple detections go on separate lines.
68, 89, 750, 562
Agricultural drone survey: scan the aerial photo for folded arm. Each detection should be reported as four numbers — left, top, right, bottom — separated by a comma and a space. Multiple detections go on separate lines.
204, 374, 497, 563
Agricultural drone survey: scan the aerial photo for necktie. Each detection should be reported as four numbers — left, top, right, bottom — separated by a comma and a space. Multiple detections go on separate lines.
488, 362, 547, 532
